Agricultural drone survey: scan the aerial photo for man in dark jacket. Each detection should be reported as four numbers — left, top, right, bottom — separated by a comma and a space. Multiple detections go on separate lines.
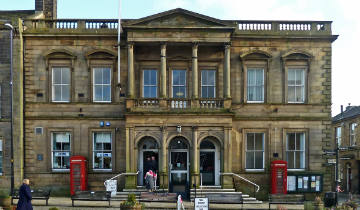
16, 179, 33, 210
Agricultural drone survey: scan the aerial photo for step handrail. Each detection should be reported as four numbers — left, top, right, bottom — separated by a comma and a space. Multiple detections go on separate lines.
220, 172, 260, 192
104, 171, 139, 187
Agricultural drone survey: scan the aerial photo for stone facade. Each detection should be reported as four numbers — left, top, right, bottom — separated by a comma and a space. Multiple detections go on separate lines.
1, 1, 338, 199
332, 106, 360, 193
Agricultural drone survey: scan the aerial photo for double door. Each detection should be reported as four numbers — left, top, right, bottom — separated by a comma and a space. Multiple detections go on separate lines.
169, 150, 189, 197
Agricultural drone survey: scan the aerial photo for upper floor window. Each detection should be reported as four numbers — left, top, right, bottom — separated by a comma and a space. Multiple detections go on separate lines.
247, 68, 264, 102
245, 133, 264, 170
52, 67, 70, 102
288, 68, 305, 103
52, 132, 71, 170
286, 133, 305, 170
93, 67, 111, 102
336, 127, 342, 146
350, 123, 357, 146
172, 70, 186, 98
143, 70, 157, 98
201, 70, 216, 98
93, 132, 112, 170
0, 139, 2, 175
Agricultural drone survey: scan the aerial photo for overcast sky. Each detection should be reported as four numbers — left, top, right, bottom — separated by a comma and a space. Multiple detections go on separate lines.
2, 0, 359, 116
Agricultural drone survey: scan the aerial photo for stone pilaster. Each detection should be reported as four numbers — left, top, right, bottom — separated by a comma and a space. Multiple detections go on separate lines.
192, 43, 198, 99
191, 126, 200, 188
160, 126, 168, 188
160, 44, 167, 98
127, 43, 134, 98
224, 44, 231, 99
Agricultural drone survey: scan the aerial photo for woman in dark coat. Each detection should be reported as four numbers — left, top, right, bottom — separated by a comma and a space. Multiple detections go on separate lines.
17, 179, 33, 210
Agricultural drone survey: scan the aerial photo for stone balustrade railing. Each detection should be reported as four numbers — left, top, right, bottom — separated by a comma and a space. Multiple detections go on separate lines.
23, 19, 332, 35
129, 98, 226, 110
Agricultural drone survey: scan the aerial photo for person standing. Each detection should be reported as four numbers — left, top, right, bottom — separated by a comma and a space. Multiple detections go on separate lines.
16, 179, 33, 210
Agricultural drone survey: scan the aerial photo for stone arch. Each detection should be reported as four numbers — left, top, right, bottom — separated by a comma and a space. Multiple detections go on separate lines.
198, 135, 223, 149
85, 49, 117, 71
281, 50, 313, 61
135, 134, 161, 149
43, 49, 77, 71
166, 134, 192, 149
240, 49, 272, 60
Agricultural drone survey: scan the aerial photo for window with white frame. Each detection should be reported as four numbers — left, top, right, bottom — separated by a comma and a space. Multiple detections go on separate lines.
93, 132, 112, 170
93, 67, 111, 102
0, 139, 2, 175
247, 68, 264, 102
245, 133, 264, 169
52, 132, 71, 170
288, 68, 305, 103
336, 127, 342, 146
52, 67, 70, 102
201, 70, 216, 98
350, 123, 357, 146
172, 70, 186, 98
286, 133, 305, 169
143, 70, 157, 98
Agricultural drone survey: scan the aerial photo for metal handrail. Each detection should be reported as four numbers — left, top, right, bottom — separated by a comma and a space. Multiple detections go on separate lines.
104, 171, 139, 187
220, 172, 260, 192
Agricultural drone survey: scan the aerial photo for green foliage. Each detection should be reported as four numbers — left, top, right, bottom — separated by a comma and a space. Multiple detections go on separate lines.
0, 190, 10, 198
121, 193, 142, 207
49, 207, 59, 210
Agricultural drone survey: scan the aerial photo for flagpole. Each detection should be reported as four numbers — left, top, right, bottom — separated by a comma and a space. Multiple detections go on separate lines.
117, 0, 121, 88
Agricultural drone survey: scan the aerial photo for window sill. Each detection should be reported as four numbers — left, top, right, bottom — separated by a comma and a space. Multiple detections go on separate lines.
92, 169, 113, 172
52, 101, 70, 103
245, 169, 265, 173
52, 169, 70, 173
93, 101, 112, 103
246, 101, 264, 104
287, 101, 305, 104
287, 169, 305, 172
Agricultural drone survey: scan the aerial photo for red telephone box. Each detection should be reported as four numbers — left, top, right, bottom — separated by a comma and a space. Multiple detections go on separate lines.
70, 156, 88, 195
271, 160, 287, 194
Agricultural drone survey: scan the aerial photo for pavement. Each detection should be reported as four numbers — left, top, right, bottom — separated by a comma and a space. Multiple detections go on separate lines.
14, 197, 306, 210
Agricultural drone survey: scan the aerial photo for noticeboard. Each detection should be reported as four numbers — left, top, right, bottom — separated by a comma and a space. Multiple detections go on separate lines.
287, 174, 322, 193
195, 197, 209, 210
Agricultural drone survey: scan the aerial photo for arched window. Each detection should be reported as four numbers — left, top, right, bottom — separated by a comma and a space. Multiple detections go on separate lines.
169, 137, 188, 149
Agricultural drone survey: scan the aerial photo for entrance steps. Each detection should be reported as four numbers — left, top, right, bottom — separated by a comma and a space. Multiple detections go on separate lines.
112, 186, 170, 201
190, 186, 262, 204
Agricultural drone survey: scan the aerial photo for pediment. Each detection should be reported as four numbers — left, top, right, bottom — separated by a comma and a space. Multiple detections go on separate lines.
126, 8, 230, 28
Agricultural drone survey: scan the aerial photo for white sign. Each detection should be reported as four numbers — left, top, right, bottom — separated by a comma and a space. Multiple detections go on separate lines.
328, 159, 336, 164
105, 180, 117, 197
195, 197, 209, 210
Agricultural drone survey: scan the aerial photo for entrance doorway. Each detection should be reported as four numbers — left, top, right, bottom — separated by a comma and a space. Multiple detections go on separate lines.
346, 164, 352, 192
138, 137, 159, 186
169, 137, 189, 198
200, 138, 220, 186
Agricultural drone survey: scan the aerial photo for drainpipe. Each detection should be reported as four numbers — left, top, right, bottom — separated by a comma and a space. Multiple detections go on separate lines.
5, 23, 14, 195
117, 0, 121, 91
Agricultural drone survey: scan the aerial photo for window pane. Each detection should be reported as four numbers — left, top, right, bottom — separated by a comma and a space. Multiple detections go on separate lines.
295, 86, 304, 102
150, 86, 157, 98
295, 151, 302, 168
288, 70, 295, 85
94, 68, 102, 84
288, 86, 295, 102
208, 71, 215, 85
255, 69, 263, 85
255, 133, 263, 150
295, 69, 304, 85
62, 85, 70, 101
103, 68, 111, 84
53, 68, 62, 84
103, 156, 112, 169
299, 151, 305, 168
247, 70, 256, 85
208, 86, 215, 98
103, 85, 111, 101
255, 151, 263, 169
202, 87, 208, 98
94, 85, 102, 101
247, 133, 254, 150
287, 133, 295, 150
173, 70, 180, 85
150, 70, 157, 85
53, 85, 61, 101
256, 86, 263, 101
94, 153, 102, 168
248, 87, 255, 101
287, 151, 294, 169
201, 71, 208, 85
62, 68, 70, 84
246, 152, 254, 169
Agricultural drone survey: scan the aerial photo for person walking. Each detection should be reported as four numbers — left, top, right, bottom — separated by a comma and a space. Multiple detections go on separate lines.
16, 179, 33, 210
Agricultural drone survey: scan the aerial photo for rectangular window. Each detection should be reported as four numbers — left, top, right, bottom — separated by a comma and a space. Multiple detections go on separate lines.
286, 133, 305, 169
245, 133, 264, 170
247, 68, 264, 102
201, 70, 216, 98
336, 127, 342, 146
52, 133, 71, 170
93, 132, 112, 170
288, 68, 305, 103
93, 67, 111, 102
0, 139, 2, 175
52, 67, 70, 102
350, 123, 357, 146
172, 70, 186, 98
143, 70, 157, 98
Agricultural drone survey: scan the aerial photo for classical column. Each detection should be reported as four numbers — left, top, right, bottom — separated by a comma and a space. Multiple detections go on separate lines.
224, 43, 231, 98
160, 43, 167, 98
192, 126, 199, 173
160, 126, 168, 188
192, 43, 199, 98
127, 43, 134, 98
125, 127, 130, 172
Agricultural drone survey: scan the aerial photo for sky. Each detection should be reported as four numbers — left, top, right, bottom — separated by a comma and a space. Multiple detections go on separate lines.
1, 0, 359, 116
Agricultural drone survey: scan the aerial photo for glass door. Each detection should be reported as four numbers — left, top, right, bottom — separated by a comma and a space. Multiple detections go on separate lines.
200, 151, 215, 185
169, 150, 188, 196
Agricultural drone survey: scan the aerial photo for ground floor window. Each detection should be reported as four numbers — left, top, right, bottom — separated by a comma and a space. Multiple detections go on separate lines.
52, 132, 71, 170
245, 133, 264, 170
286, 132, 305, 169
93, 132, 112, 169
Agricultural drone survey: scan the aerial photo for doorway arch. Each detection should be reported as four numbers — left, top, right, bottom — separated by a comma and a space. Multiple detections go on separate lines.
200, 137, 221, 186
168, 136, 190, 198
137, 136, 159, 186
